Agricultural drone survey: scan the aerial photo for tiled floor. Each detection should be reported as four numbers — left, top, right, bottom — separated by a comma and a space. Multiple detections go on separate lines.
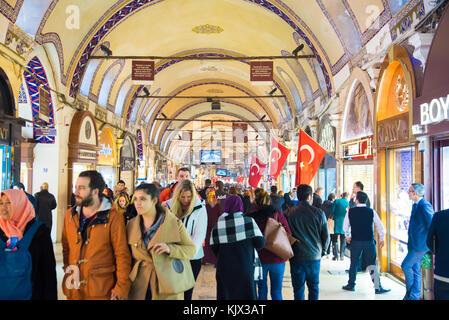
55, 243, 406, 300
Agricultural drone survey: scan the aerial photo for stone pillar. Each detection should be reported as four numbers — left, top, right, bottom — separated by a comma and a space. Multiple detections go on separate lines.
116, 138, 123, 184
329, 113, 344, 195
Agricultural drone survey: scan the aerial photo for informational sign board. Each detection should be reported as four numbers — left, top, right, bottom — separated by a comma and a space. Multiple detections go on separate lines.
132, 60, 154, 85
250, 61, 273, 85
39, 87, 51, 122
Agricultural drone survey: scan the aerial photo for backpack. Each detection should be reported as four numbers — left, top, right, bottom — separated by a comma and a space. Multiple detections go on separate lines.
0, 221, 43, 300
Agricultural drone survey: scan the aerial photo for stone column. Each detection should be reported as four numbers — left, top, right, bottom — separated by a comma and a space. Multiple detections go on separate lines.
329, 113, 344, 195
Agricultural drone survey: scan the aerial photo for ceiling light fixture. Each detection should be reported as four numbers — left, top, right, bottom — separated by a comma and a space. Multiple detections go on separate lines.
143, 87, 150, 96
292, 43, 304, 57
161, 112, 167, 119
100, 44, 112, 56
260, 115, 266, 120
269, 87, 277, 96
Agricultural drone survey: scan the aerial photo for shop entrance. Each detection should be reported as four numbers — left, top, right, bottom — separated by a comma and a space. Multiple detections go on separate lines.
385, 146, 416, 279
433, 139, 449, 212
0, 145, 11, 191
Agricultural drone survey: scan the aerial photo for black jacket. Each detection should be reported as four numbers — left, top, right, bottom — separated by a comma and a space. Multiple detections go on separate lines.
312, 193, 323, 209
287, 201, 330, 261
321, 200, 334, 219
270, 194, 283, 212
34, 190, 57, 229
0, 218, 58, 300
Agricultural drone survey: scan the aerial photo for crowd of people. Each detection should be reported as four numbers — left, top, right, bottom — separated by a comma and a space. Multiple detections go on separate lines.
0, 168, 448, 301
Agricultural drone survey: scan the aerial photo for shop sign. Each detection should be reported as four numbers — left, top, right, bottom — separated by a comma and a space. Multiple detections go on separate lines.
99, 144, 112, 156
377, 113, 409, 147
78, 149, 97, 160
39, 87, 51, 122
0, 126, 9, 142
342, 136, 373, 160
34, 127, 57, 137
98, 128, 115, 166
120, 157, 135, 171
419, 94, 449, 126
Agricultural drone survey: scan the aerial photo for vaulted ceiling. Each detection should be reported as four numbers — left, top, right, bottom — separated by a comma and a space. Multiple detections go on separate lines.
7, 0, 415, 159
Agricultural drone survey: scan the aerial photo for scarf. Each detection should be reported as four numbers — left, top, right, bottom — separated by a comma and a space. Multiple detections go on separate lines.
0, 189, 36, 241
206, 187, 217, 207
223, 194, 244, 214
210, 196, 263, 280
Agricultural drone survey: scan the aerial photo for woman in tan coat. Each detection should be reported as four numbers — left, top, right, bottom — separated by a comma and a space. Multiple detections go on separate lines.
127, 183, 196, 300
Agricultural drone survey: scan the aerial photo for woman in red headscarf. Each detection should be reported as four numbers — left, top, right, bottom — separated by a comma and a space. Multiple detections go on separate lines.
202, 187, 222, 266
0, 189, 57, 300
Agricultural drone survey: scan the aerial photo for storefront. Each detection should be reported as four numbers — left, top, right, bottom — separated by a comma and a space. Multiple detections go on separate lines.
340, 72, 375, 202
375, 45, 420, 279
97, 126, 116, 190
318, 115, 337, 198
119, 134, 136, 193
0, 68, 22, 191
136, 129, 147, 183
413, 4, 449, 213
67, 111, 99, 206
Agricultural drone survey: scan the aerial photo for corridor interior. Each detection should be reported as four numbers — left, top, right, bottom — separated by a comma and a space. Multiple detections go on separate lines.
54, 243, 405, 300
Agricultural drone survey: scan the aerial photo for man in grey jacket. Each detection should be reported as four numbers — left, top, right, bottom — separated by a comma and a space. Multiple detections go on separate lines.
287, 184, 330, 300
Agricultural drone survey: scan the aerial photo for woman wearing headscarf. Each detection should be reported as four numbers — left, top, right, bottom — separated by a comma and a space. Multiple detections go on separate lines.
210, 195, 265, 300
0, 189, 57, 300
202, 187, 222, 265
247, 189, 292, 300
166, 180, 208, 300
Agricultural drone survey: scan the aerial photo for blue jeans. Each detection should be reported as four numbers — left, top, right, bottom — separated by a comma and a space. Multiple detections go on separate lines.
348, 240, 379, 288
434, 279, 449, 300
290, 260, 320, 300
401, 250, 425, 300
257, 263, 285, 300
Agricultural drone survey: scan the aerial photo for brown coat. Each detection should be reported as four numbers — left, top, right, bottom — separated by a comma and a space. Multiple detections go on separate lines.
127, 209, 196, 300
61, 198, 132, 300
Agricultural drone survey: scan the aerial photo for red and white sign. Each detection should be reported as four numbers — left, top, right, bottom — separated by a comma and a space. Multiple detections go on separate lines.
269, 137, 291, 180
295, 129, 327, 186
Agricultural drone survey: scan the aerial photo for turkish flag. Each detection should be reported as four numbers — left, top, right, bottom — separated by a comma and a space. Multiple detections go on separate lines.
248, 156, 267, 189
295, 129, 327, 186
269, 137, 291, 180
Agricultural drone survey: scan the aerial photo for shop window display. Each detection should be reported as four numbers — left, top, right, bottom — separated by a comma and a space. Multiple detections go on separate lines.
442, 146, 449, 210
389, 147, 415, 266
343, 164, 374, 201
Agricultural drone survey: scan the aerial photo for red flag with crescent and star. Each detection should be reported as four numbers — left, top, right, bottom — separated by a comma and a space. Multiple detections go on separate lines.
295, 129, 327, 186
269, 137, 291, 180
248, 156, 267, 189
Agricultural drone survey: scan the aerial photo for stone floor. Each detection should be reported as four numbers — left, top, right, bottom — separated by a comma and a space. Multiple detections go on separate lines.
55, 243, 406, 300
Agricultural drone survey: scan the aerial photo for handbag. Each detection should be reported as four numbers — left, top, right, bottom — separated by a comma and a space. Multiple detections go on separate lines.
153, 253, 196, 295
263, 213, 295, 260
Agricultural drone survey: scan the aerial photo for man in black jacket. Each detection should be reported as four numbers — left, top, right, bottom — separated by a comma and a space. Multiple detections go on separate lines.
312, 187, 324, 209
270, 185, 283, 212
34, 182, 57, 233
287, 184, 330, 300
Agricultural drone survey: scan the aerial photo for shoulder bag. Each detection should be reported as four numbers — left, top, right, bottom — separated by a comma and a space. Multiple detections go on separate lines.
263, 212, 296, 260
153, 253, 196, 295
